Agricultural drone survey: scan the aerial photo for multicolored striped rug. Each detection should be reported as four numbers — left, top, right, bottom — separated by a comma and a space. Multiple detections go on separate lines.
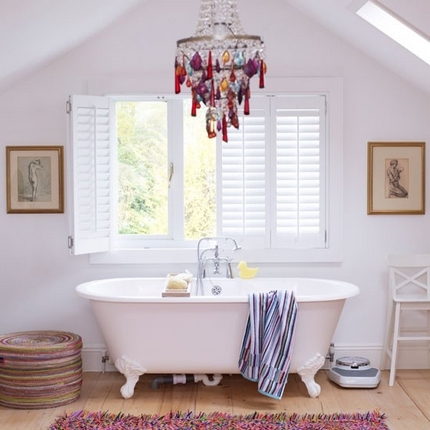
49, 410, 389, 429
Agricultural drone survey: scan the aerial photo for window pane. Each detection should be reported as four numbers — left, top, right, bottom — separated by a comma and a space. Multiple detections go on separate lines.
183, 100, 216, 239
116, 101, 168, 235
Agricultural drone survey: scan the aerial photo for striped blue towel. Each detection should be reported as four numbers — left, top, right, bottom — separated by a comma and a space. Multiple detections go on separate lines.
238, 290, 297, 399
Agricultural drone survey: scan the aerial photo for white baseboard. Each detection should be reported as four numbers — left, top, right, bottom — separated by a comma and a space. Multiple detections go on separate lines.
81, 344, 430, 373
81, 344, 116, 372
324, 344, 382, 369
325, 343, 430, 370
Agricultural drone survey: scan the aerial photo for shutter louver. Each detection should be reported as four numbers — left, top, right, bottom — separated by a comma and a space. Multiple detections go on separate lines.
220, 100, 268, 245
273, 96, 326, 248
69, 95, 112, 255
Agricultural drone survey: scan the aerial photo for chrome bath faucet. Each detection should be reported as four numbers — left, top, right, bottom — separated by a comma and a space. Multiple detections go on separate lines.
196, 237, 241, 295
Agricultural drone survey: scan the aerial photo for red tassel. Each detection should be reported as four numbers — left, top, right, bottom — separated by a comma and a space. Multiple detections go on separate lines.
207, 51, 213, 80
244, 88, 250, 115
259, 60, 265, 88
210, 80, 215, 107
222, 114, 228, 142
191, 96, 197, 117
175, 70, 181, 94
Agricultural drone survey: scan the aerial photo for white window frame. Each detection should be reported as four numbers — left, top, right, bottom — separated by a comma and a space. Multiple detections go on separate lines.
68, 77, 343, 264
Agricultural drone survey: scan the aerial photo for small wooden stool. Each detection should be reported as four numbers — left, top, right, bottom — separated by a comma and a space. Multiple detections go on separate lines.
0, 330, 82, 409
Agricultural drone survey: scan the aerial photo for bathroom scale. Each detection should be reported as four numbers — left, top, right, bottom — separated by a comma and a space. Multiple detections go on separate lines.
328, 356, 381, 388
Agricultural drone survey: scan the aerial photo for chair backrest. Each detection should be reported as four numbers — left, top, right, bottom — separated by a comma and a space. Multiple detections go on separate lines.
387, 254, 430, 300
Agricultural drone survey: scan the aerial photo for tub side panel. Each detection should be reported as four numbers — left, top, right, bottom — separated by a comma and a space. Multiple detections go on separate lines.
90, 301, 249, 374
89, 298, 346, 376
290, 300, 346, 372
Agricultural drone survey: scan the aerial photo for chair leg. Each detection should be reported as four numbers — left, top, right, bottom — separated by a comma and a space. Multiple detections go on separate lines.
389, 303, 401, 386
381, 301, 394, 370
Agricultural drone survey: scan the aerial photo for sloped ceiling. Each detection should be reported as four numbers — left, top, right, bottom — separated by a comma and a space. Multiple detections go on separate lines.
0, 0, 141, 93
287, 0, 430, 94
0, 0, 429, 95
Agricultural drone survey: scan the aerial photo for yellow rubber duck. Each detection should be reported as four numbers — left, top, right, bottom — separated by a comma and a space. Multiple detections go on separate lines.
237, 261, 259, 279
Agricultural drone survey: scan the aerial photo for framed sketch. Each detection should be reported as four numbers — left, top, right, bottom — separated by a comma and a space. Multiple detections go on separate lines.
367, 142, 425, 215
6, 146, 64, 214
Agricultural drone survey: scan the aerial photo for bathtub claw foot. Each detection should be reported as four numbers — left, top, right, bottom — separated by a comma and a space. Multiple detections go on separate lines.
297, 353, 325, 398
115, 355, 147, 399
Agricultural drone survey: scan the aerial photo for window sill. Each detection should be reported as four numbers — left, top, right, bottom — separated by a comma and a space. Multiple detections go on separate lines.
89, 247, 342, 265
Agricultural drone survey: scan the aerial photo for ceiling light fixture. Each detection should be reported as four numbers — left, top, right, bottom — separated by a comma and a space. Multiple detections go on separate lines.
356, 0, 430, 66
174, 0, 267, 142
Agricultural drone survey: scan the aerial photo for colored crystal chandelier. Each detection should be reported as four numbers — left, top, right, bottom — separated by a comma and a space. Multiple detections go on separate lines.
174, 0, 266, 142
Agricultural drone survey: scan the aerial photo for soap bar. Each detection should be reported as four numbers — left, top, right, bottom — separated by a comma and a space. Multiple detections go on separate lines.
166, 276, 188, 290
162, 273, 191, 297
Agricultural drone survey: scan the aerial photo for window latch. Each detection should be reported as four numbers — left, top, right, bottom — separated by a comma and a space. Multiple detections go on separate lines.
168, 162, 174, 188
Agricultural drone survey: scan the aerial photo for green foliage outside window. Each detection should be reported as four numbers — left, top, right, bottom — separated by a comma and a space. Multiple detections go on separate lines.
117, 101, 168, 235
116, 100, 216, 239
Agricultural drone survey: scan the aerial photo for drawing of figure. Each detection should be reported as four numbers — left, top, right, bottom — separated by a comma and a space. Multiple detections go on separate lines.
28, 159, 44, 201
386, 159, 408, 198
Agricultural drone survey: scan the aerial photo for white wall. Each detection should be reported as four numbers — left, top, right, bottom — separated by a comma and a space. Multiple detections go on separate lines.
0, 0, 429, 371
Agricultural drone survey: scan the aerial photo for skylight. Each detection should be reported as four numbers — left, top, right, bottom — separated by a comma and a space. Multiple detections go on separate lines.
356, 0, 430, 66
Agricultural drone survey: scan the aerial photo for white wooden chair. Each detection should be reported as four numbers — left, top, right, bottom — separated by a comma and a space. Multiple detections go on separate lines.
381, 254, 430, 386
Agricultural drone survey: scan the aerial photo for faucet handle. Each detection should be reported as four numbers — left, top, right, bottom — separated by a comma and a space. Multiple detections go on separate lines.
226, 262, 234, 278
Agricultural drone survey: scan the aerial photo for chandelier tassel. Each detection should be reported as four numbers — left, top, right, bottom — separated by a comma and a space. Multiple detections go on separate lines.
174, 60, 181, 94
222, 114, 228, 143
244, 97, 250, 116
207, 51, 213, 80
259, 60, 265, 89
210, 79, 215, 107
191, 91, 198, 117
244, 86, 250, 116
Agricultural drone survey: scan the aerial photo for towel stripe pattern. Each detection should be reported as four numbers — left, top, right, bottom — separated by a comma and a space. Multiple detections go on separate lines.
238, 290, 297, 399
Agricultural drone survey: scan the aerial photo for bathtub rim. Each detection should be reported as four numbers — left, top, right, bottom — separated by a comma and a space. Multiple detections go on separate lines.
75, 277, 360, 303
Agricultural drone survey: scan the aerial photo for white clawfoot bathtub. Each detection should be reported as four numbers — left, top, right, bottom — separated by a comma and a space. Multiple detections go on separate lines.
76, 277, 359, 399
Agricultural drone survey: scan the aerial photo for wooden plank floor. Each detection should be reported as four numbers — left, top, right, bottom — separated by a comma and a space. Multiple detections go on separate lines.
0, 369, 429, 429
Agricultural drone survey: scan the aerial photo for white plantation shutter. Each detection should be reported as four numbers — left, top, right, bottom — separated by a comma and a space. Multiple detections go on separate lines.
68, 95, 112, 255
272, 95, 326, 248
219, 98, 269, 247
219, 95, 326, 250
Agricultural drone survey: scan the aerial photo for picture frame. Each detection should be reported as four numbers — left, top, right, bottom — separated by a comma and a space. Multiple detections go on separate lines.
367, 142, 425, 215
6, 146, 64, 214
